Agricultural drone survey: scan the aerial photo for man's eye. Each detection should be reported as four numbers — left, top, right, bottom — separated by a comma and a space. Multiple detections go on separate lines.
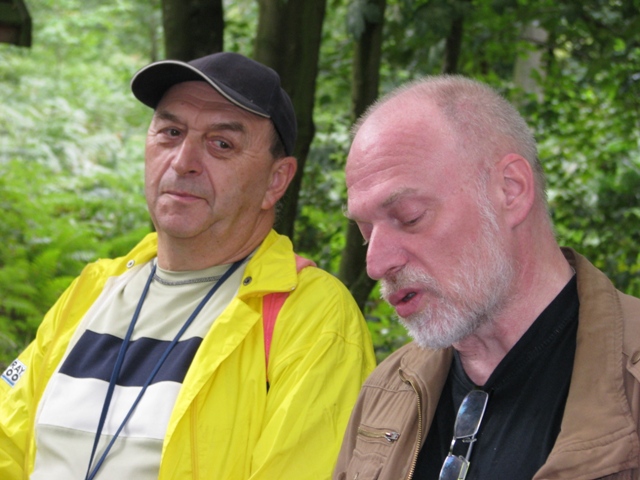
400, 212, 425, 227
214, 139, 231, 149
161, 128, 181, 137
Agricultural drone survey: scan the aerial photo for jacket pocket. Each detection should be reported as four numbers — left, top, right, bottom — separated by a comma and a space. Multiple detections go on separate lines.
357, 426, 401, 444
343, 426, 401, 479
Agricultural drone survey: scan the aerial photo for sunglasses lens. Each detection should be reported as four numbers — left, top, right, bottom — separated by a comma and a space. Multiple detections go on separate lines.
440, 455, 468, 480
453, 390, 488, 438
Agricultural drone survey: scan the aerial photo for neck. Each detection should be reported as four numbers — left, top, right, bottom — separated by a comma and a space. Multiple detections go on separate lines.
454, 243, 574, 386
155, 225, 270, 271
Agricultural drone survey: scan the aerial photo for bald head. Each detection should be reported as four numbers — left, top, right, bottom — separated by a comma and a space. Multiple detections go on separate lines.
351, 75, 547, 208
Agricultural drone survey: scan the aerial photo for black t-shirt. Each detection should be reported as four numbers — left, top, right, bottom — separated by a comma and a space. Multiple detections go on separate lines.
414, 276, 579, 479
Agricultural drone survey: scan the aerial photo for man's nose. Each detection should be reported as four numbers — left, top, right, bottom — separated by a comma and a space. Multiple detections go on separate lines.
171, 136, 203, 175
365, 226, 406, 281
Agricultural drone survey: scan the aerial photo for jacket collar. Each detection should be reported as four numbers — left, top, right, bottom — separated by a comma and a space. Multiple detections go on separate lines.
237, 230, 299, 299
534, 248, 639, 478
122, 230, 298, 300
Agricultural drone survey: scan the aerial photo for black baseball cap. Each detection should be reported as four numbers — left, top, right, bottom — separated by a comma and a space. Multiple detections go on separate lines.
130, 52, 297, 156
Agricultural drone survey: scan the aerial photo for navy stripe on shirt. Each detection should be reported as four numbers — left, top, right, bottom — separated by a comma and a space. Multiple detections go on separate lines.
59, 330, 202, 386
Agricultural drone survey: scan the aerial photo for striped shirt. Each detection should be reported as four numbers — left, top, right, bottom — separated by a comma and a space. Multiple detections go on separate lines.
31, 259, 245, 479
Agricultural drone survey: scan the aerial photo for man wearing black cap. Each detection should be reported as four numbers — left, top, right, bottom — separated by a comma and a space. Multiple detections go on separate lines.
0, 52, 375, 480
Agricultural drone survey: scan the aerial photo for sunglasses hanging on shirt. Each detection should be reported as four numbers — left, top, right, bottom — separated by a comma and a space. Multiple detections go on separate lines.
439, 389, 489, 480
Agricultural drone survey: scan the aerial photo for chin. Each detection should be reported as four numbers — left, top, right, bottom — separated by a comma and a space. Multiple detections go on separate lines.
398, 307, 485, 351
403, 324, 460, 350
157, 225, 207, 241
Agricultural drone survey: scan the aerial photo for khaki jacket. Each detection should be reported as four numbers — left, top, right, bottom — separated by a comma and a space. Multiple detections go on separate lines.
334, 249, 640, 480
1, 230, 376, 480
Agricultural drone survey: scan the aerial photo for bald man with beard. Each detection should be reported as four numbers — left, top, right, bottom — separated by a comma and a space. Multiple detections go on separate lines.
334, 76, 640, 480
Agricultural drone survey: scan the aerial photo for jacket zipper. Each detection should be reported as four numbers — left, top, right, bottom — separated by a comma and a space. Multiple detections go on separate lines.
357, 427, 401, 443
399, 369, 423, 480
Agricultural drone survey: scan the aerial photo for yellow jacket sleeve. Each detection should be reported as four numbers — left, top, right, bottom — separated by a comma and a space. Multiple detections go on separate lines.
0, 275, 86, 479
248, 266, 376, 479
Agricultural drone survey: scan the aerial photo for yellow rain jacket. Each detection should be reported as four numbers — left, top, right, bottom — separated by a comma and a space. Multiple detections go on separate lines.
0, 230, 376, 479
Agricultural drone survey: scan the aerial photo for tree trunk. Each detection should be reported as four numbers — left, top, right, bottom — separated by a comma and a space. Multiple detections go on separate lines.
442, 0, 470, 74
338, 0, 387, 312
162, 0, 224, 60
513, 22, 549, 103
254, 0, 327, 240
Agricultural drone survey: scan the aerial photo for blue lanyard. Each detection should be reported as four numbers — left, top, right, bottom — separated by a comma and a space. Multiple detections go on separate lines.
85, 257, 247, 480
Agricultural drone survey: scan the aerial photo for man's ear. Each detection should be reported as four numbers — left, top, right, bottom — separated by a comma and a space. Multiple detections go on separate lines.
496, 153, 535, 228
262, 156, 298, 210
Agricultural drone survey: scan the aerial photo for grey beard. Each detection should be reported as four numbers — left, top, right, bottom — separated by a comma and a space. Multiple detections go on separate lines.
381, 188, 515, 350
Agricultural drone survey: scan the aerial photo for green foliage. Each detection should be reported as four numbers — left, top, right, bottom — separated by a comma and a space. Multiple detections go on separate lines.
524, 0, 640, 296
224, 0, 258, 55
536, 71, 640, 296
0, 0, 154, 366
296, 141, 350, 273
0, 160, 147, 362
0, 158, 150, 366
364, 284, 410, 362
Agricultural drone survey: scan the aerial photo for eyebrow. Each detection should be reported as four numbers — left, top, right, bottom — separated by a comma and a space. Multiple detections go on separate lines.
153, 110, 182, 124
208, 121, 246, 134
382, 188, 419, 208
153, 110, 247, 134
343, 187, 420, 221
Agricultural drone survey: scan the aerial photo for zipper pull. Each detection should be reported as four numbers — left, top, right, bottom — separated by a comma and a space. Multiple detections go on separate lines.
384, 431, 401, 442
357, 427, 401, 443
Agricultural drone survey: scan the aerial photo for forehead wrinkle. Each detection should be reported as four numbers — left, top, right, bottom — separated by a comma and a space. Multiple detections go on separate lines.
153, 109, 181, 123
207, 121, 246, 134
153, 108, 247, 133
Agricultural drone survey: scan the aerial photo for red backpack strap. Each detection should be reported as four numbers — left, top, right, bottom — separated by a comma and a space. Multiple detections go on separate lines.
262, 292, 289, 373
263, 254, 316, 380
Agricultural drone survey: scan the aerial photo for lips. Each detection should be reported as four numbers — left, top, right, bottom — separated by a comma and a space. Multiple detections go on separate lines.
387, 288, 423, 319
163, 189, 203, 202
